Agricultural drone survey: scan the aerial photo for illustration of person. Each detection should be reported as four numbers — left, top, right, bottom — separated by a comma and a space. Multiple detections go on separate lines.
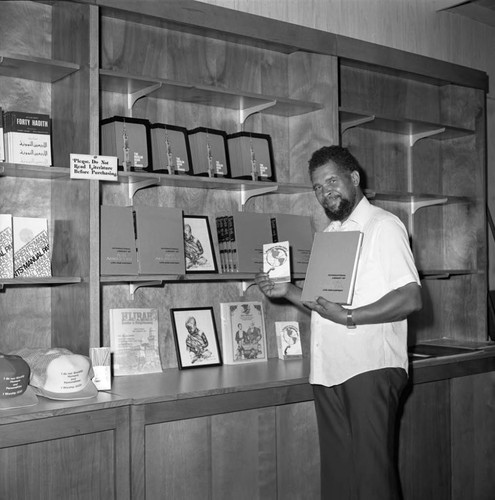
235, 323, 246, 360
184, 224, 208, 269
185, 316, 212, 364
244, 322, 262, 359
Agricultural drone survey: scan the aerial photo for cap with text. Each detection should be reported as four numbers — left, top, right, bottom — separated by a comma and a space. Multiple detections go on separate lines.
0, 353, 38, 410
10, 348, 98, 400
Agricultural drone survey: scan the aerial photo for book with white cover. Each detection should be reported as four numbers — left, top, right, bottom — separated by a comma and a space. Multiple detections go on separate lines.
219, 301, 268, 365
13, 216, 51, 278
109, 308, 162, 376
0, 214, 14, 278
275, 321, 303, 360
263, 240, 290, 283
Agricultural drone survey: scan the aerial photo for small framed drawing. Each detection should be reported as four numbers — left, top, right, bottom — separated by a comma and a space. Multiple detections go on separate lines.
183, 215, 218, 273
219, 301, 268, 365
171, 307, 223, 369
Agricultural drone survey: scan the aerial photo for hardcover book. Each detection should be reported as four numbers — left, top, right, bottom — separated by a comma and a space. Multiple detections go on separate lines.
0, 214, 14, 278
271, 213, 314, 274
150, 123, 192, 175
109, 308, 162, 376
219, 301, 268, 365
13, 216, 52, 278
226, 132, 275, 181
215, 211, 272, 273
188, 127, 230, 177
100, 205, 138, 276
301, 231, 363, 304
263, 240, 290, 283
100, 116, 151, 171
275, 321, 303, 360
134, 205, 185, 275
3, 111, 52, 166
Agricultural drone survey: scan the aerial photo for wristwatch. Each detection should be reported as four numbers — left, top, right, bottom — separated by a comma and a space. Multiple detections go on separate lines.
346, 309, 356, 329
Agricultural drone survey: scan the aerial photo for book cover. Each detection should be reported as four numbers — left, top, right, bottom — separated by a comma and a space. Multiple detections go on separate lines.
100, 116, 151, 171
275, 321, 303, 360
188, 127, 230, 177
219, 301, 268, 365
109, 308, 162, 376
271, 213, 314, 274
100, 205, 138, 275
134, 205, 185, 275
12, 216, 52, 278
150, 123, 192, 174
263, 240, 290, 283
216, 211, 272, 273
4, 111, 52, 166
0, 214, 14, 278
301, 231, 363, 304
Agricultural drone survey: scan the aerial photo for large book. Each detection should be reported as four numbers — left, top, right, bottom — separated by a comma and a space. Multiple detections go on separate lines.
100, 116, 151, 171
3, 111, 52, 166
301, 231, 363, 304
109, 308, 162, 376
219, 301, 268, 365
188, 127, 230, 177
150, 123, 192, 175
12, 216, 52, 278
215, 211, 272, 273
0, 214, 14, 278
134, 205, 185, 275
100, 205, 138, 275
271, 213, 314, 274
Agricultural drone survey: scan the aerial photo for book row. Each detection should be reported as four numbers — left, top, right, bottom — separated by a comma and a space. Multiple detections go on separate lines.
0, 214, 51, 279
100, 115, 275, 181
100, 205, 314, 277
1, 109, 52, 167
108, 303, 302, 376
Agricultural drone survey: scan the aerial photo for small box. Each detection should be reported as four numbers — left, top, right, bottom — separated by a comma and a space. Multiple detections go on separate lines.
150, 123, 192, 175
100, 116, 151, 171
227, 132, 275, 181
188, 127, 230, 177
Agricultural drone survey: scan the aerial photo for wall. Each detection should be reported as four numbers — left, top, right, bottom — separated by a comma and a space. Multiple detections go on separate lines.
198, 0, 495, 291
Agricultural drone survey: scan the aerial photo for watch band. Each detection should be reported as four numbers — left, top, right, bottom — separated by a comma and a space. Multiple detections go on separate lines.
346, 309, 356, 329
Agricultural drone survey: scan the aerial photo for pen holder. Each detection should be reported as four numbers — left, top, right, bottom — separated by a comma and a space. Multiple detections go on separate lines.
90, 347, 112, 391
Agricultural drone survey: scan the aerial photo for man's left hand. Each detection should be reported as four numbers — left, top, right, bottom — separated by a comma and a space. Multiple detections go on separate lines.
303, 297, 346, 325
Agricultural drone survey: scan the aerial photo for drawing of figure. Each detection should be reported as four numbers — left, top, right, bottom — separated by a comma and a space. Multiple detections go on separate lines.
185, 316, 211, 364
184, 224, 208, 269
235, 323, 246, 360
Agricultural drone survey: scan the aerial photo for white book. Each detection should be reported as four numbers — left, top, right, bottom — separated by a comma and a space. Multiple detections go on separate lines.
263, 240, 290, 283
13, 216, 51, 278
109, 308, 162, 376
275, 321, 303, 360
0, 214, 14, 278
219, 301, 268, 365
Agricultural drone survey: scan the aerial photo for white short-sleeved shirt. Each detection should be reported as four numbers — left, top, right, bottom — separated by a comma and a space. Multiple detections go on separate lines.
309, 196, 420, 387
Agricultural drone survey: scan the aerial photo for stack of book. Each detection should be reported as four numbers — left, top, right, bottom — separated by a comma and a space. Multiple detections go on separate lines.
3, 111, 52, 166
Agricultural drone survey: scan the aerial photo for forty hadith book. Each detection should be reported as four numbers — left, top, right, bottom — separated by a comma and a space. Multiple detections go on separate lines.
301, 230, 363, 305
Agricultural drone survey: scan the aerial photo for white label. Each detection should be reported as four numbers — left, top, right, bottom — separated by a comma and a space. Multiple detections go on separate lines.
70, 154, 118, 181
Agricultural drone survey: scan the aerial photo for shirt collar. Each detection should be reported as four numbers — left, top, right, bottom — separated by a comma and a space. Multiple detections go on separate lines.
327, 196, 371, 232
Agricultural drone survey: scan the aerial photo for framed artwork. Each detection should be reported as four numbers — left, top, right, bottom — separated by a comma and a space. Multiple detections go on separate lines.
219, 301, 268, 365
170, 307, 223, 369
183, 215, 218, 273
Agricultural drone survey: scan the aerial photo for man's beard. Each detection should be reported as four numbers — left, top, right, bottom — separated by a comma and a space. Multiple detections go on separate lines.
322, 193, 355, 221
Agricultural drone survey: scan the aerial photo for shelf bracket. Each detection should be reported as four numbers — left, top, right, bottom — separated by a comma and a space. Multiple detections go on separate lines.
240, 185, 278, 210
239, 100, 276, 125
128, 177, 160, 202
127, 82, 162, 114
411, 197, 448, 214
340, 114, 375, 134
129, 281, 162, 300
409, 127, 445, 147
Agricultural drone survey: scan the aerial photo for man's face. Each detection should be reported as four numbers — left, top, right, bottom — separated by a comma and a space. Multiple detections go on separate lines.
311, 161, 358, 221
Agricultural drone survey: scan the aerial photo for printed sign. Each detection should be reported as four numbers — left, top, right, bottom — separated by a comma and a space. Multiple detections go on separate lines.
70, 153, 118, 181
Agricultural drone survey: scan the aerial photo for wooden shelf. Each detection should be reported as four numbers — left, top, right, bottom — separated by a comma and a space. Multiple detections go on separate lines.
0, 277, 82, 289
0, 163, 71, 179
419, 269, 477, 279
100, 272, 305, 283
0, 52, 79, 83
340, 108, 474, 143
100, 69, 322, 118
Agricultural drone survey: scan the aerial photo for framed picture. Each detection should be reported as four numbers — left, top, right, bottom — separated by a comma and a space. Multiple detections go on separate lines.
219, 301, 268, 365
171, 307, 223, 369
183, 215, 218, 273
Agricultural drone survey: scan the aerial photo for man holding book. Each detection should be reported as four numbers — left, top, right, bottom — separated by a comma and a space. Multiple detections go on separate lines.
255, 145, 422, 500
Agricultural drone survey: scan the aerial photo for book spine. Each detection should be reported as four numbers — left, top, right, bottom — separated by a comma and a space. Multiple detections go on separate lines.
227, 215, 237, 272
270, 217, 278, 242
216, 216, 225, 273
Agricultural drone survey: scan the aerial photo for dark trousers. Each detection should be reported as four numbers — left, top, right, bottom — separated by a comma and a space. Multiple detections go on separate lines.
313, 368, 408, 500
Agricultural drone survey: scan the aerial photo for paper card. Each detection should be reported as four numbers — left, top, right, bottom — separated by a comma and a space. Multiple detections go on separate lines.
263, 240, 290, 283
70, 153, 118, 181
275, 321, 303, 360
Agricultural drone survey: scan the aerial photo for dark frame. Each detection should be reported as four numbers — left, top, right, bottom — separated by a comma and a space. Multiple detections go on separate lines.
183, 215, 219, 273
170, 307, 223, 369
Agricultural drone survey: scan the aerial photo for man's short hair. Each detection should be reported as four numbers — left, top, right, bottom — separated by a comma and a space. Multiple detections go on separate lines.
308, 145, 362, 177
